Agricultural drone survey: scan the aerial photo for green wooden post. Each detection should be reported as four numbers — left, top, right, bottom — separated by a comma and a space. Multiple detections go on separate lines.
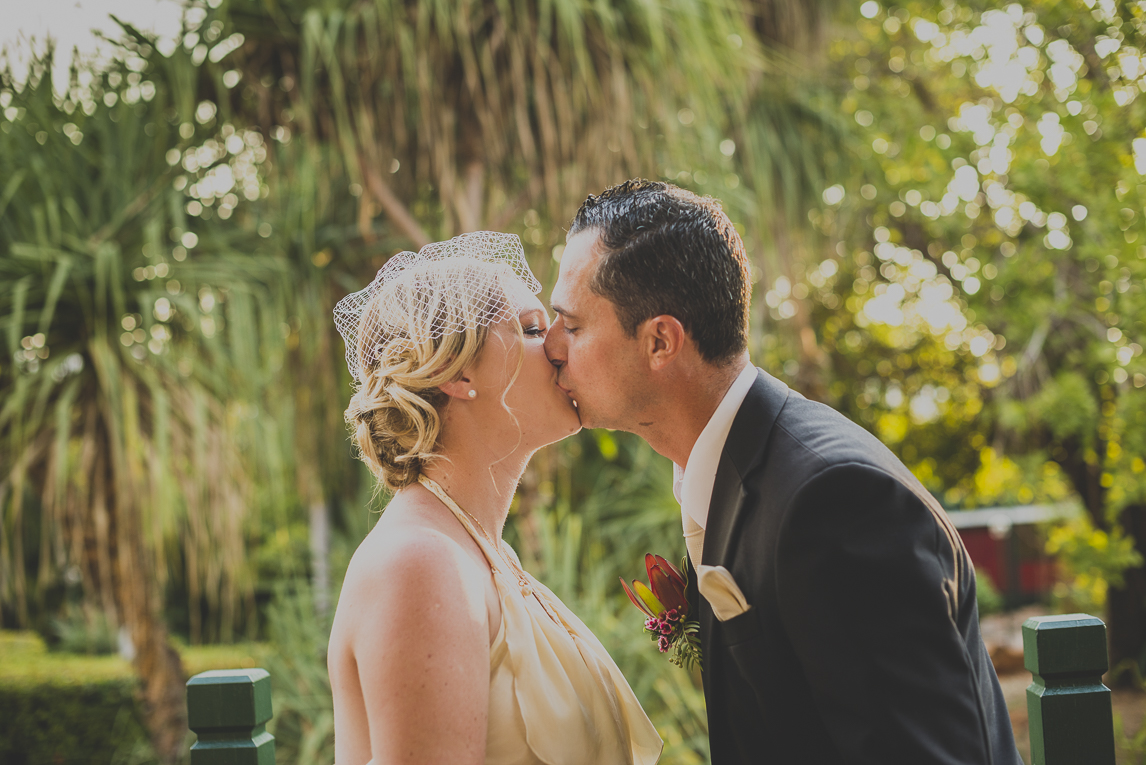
187, 669, 275, 765
1023, 614, 1114, 765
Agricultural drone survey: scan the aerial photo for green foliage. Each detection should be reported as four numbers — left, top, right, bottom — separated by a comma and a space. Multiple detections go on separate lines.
0, 631, 135, 688
1029, 371, 1100, 446
0, 676, 148, 765
0, 631, 265, 765
216, 0, 838, 256
809, 0, 1146, 522
0, 25, 296, 644
1109, 392, 1146, 510
257, 583, 335, 765
946, 446, 1074, 509
975, 567, 1004, 617
1046, 518, 1144, 613
741, 0, 1146, 662
49, 603, 118, 655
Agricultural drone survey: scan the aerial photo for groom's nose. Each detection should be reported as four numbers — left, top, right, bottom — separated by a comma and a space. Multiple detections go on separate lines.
544, 316, 566, 367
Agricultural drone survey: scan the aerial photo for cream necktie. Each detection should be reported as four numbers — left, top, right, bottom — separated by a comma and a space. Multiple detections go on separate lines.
684, 512, 705, 569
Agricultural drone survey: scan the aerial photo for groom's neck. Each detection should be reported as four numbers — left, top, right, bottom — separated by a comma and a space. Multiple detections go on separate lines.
636, 353, 750, 468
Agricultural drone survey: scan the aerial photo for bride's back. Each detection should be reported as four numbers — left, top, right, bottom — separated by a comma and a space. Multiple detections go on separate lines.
328, 488, 501, 765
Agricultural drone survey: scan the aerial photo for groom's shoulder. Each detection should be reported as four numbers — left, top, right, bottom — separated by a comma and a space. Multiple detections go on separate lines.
776, 394, 890, 462
751, 384, 939, 517
749, 376, 917, 489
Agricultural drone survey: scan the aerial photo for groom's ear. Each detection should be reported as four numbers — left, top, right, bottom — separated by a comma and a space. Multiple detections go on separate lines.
640, 315, 687, 371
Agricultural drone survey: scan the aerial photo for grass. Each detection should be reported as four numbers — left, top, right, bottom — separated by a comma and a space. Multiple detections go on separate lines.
0, 630, 269, 688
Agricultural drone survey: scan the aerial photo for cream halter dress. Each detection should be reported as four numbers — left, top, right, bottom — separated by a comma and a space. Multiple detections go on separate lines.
418, 475, 663, 765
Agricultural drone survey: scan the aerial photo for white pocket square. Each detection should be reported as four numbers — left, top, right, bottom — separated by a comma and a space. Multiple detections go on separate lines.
696, 565, 750, 621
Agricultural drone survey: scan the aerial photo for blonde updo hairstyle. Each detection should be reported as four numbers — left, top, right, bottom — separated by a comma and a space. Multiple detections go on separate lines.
344, 257, 526, 493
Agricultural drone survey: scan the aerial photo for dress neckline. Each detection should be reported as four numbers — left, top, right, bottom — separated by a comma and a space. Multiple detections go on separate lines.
410, 480, 663, 764
418, 475, 501, 554
417, 474, 575, 635
418, 474, 536, 595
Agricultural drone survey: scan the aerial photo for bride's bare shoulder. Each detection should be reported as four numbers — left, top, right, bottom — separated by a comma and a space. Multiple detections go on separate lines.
337, 491, 486, 624
328, 491, 492, 751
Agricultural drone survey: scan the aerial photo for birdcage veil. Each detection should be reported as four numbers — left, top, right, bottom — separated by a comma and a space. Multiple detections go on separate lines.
334, 231, 542, 382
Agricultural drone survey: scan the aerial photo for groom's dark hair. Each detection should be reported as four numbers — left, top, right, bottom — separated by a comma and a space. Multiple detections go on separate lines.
568, 179, 751, 365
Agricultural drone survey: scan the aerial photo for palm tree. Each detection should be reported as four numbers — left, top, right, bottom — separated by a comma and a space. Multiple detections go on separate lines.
215, 0, 844, 270
221, 0, 756, 242
0, 28, 294, 763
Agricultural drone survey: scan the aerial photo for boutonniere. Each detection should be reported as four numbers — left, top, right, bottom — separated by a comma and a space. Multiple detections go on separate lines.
621, 554, 702, 670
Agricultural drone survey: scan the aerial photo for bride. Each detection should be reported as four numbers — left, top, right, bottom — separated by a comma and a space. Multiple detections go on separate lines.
327, 232, 662, 765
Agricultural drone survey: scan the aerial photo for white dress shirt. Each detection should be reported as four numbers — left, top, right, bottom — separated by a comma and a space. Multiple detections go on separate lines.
672, 363, 758, 565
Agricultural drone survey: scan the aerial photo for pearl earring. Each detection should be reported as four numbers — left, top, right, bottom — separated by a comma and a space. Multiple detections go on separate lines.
468, 389, 477, 399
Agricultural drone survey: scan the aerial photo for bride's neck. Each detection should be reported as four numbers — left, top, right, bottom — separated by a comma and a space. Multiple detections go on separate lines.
420, 445, 528, 541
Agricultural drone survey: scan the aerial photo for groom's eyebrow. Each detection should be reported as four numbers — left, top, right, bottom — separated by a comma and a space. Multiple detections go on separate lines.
551, 303, 579, 321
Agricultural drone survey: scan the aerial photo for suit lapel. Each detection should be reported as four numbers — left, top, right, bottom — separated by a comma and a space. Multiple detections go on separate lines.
698, 369, 790, 651
701, 369, 790, 567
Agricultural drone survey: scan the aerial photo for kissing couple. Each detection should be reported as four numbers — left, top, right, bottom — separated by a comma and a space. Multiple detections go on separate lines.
327, 180, 1023, 765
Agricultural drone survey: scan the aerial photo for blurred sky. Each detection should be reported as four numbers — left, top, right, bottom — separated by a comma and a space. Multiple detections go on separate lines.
1, 0, 184, 85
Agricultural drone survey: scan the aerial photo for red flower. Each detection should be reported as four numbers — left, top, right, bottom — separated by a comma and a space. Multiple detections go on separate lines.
620, 554, 689, 619
622, 553, 703, 671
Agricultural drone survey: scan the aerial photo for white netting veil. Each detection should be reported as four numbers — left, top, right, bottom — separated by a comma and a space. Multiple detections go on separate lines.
334, 231, 542, 382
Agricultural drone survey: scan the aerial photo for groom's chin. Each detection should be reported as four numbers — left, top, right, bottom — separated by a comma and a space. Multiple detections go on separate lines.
573, 409, 604, 432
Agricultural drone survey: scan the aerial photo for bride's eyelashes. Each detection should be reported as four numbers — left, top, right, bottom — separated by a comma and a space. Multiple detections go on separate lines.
523, 324, 546, 337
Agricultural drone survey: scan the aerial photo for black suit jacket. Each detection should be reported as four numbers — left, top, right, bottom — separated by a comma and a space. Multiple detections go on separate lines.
688, 369, 1021, 765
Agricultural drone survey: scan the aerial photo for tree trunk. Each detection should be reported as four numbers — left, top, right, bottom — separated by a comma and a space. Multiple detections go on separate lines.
103, 424, 187, 764
129, 613, 189, 764
309, 499, 330, 622
512, 459, 547, 572
9, 470, 28, 627
1107, 502, 1146, 686
116, 527, 187, 763
456, 160, 485, 233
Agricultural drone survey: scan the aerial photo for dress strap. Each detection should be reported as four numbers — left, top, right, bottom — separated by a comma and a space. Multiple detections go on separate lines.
417, 474, 502, 572
418, 475, 569, 622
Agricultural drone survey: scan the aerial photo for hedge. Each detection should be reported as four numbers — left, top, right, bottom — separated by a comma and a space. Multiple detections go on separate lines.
0, 631, 266, 765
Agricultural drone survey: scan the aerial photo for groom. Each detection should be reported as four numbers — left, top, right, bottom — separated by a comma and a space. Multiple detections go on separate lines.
544, 179, 1022, 764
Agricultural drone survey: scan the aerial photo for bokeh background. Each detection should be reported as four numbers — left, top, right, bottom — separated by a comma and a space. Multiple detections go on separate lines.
2, 0, 1146, 763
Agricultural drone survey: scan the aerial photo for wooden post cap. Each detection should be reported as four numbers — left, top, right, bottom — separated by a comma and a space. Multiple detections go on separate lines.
187, 669, 275, 765
1022, 614, 1114, 765
1022, 614, 1108, 676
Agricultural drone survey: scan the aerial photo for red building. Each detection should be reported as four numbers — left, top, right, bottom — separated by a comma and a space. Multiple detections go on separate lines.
947, 504, 1077, 607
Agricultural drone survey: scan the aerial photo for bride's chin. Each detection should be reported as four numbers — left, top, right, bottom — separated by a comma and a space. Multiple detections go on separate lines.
554, 411, 582, 439
534, 422, 580, 449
